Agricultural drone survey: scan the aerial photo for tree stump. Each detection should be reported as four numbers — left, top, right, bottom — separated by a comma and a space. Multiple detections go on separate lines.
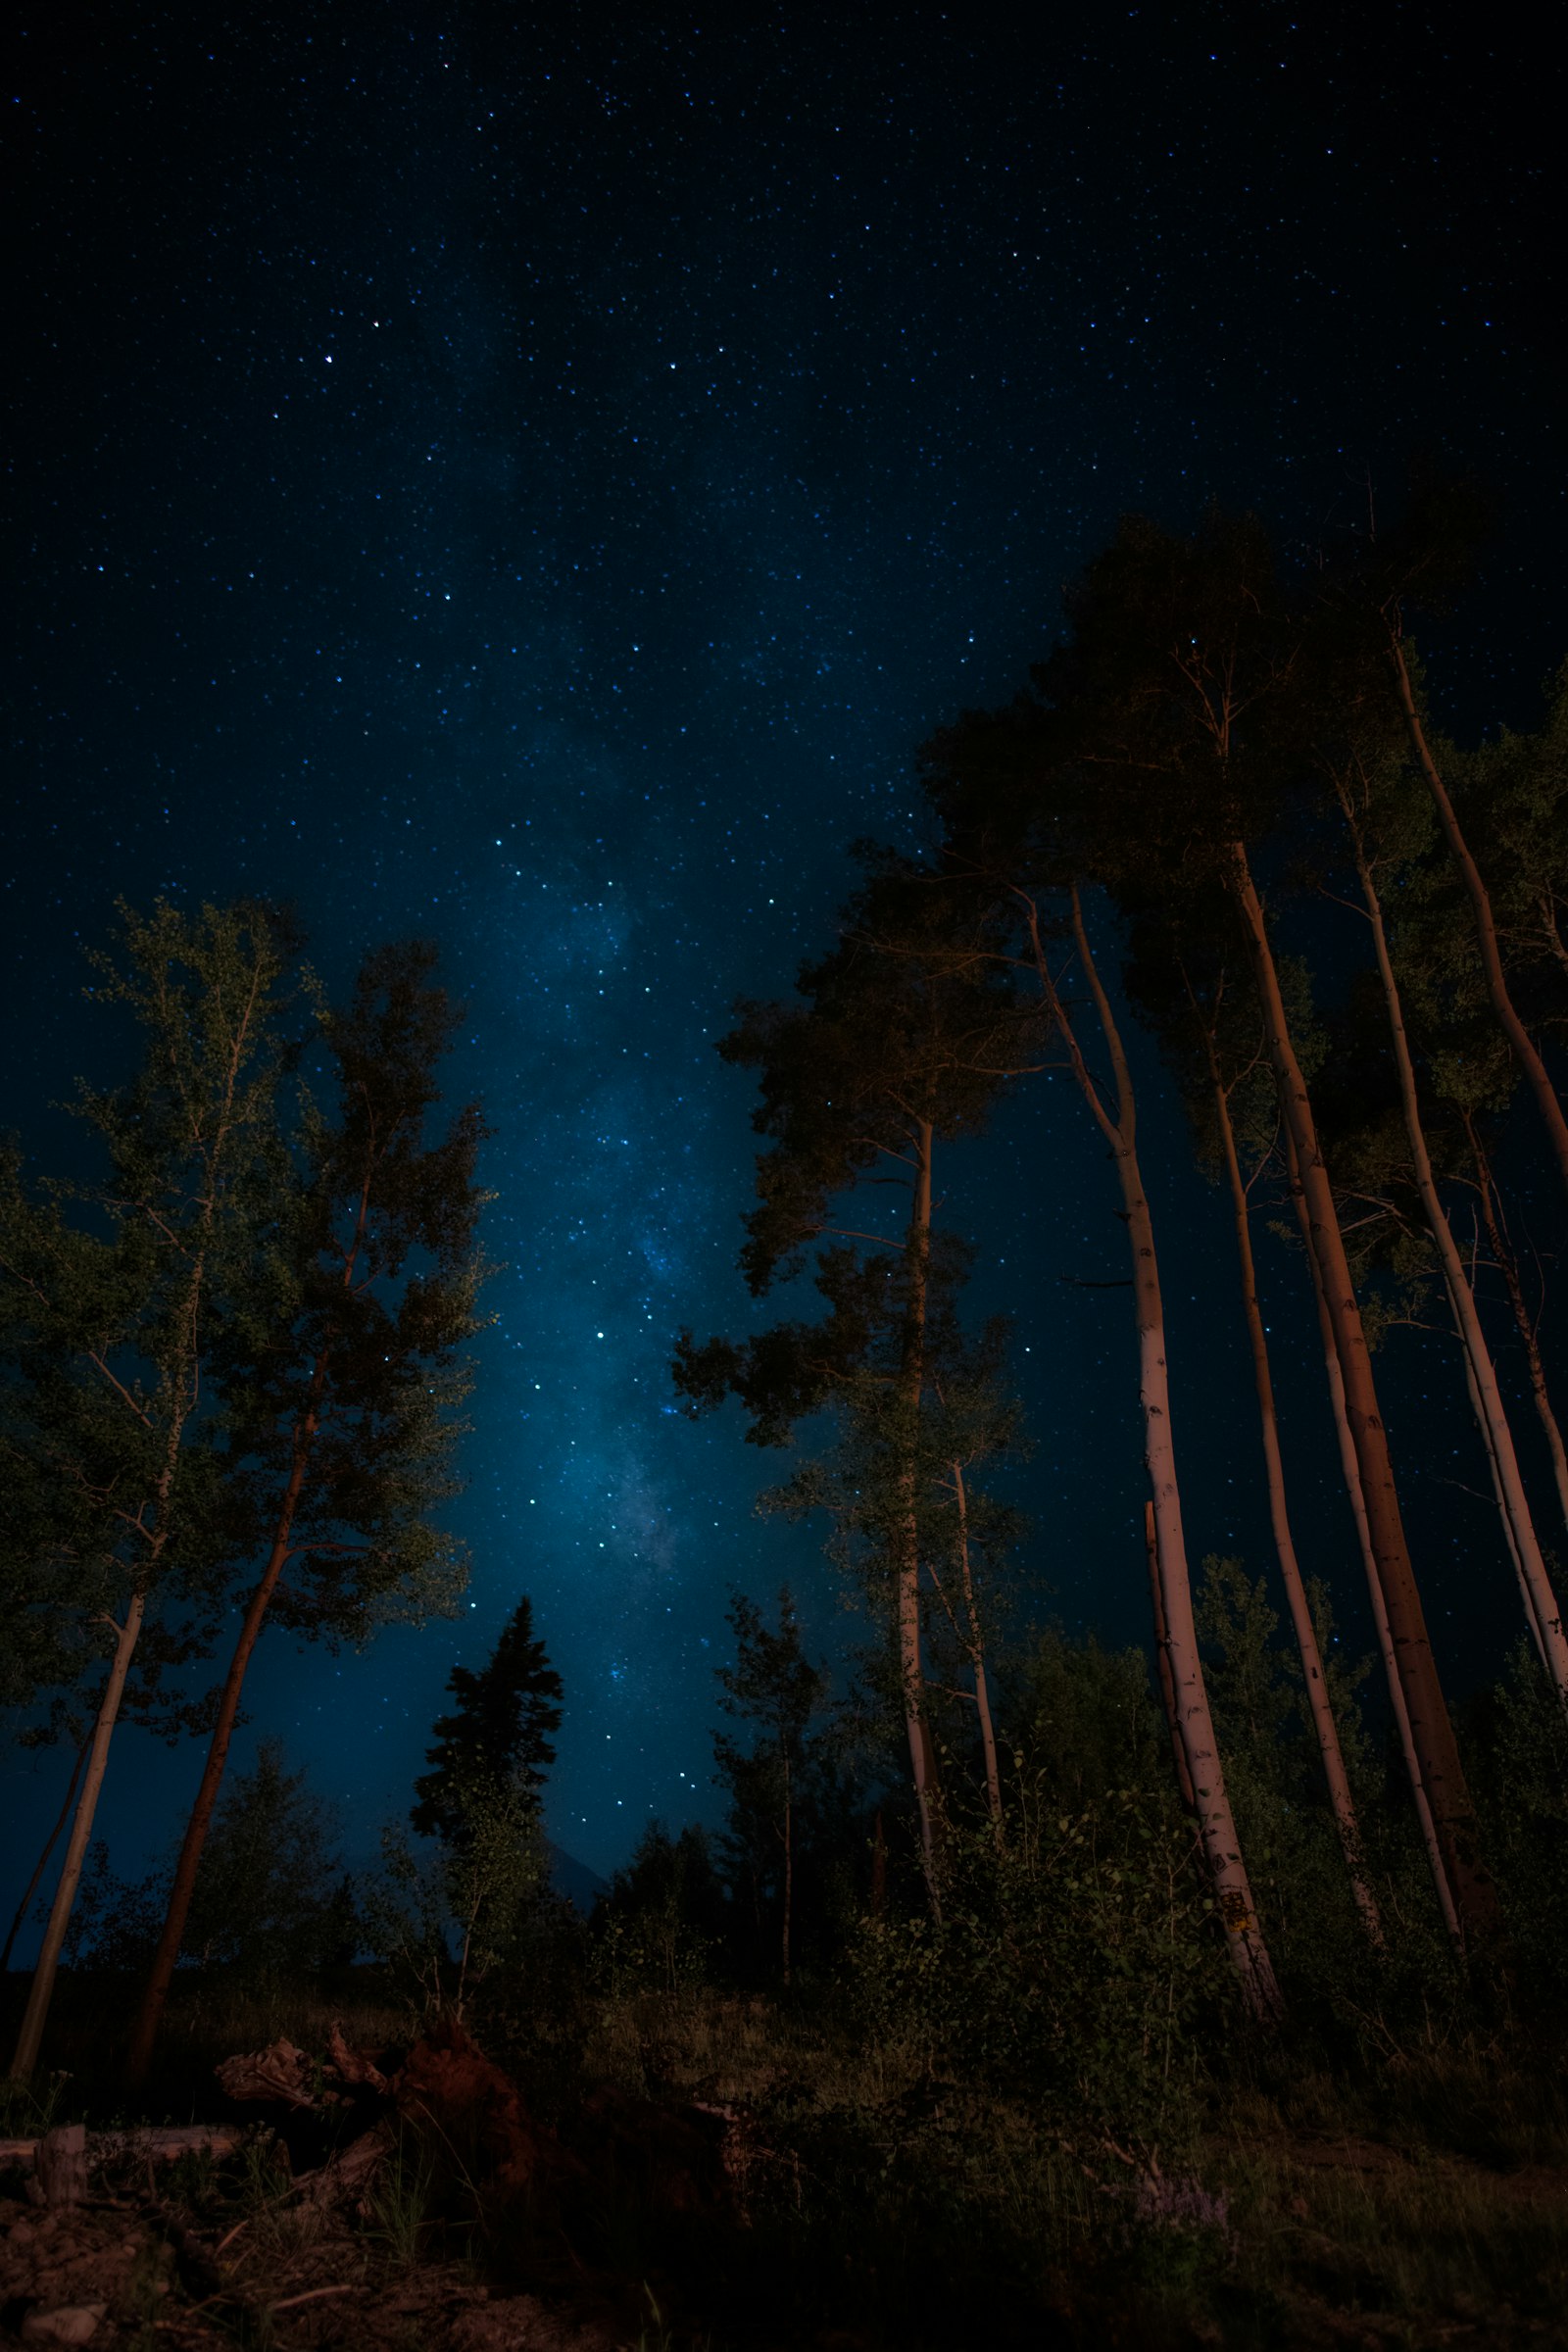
36, 2124, 87, 2208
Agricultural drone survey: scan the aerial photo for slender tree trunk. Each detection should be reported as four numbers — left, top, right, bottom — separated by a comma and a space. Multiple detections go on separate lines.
1203, 1047, 1383, 1939
18, 964, 270, 2082
897, 1118, 943, 1915
125, 1398, 322, 2086
1, 1734, 92, 1977
1029, 888, 1282, 2020
1146, 1502, 1197, 1812
1449, 1283, 1549, 1669
1285, 1132, 1461, 1942
1347, 815, 1568, 1696
9, 1600, 144, 2083
1389, 634, 1568, 1198
951, 1457, 1004, 1836
781, 1751, 793, 1986
130, 1132, 373, 2082
1229, 846, 1497, 1942
14, 1277, 205, 2081
1465, 1113, 1568, 1536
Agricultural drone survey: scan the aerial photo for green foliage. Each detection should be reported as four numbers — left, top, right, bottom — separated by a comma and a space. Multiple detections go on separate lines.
711, 1587, 832, 1977
846, 1788, 1223, 2132
368, 1772, 549, 2020
592, 1822, 728, 1996
1470, 1642, 1568, 2005
1009, 1628, 1172, 1809
412, 1592, 563, 1848
1193, 1555, 1470, 2042
217, 937, 493, 1652
179, 1740, 359, 1981
57, 1740, 359, 1984
0, 900, 303, 1720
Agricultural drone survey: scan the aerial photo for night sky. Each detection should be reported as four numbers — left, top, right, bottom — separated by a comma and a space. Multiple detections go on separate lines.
6, 4, 1565, 1894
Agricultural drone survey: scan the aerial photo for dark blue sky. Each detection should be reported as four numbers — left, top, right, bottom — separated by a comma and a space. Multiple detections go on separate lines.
6, 2, 1564, 1889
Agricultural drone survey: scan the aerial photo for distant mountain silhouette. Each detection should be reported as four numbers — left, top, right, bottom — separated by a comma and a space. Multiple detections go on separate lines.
548, 1840, 609, 1914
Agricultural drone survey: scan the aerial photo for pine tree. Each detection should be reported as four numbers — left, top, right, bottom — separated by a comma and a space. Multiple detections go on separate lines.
412, 1593, 563, 1848
676, 856, 1030, 1906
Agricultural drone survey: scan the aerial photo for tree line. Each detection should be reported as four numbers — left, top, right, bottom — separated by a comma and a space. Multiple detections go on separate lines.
1, 907, 488, 2082
677, 479, 1568, 2023
6, 476, 1568, 2096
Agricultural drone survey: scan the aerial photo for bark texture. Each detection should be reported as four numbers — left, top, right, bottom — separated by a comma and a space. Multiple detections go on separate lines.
1347, 812, 1568, 1695
1391, 635, 1568, 1197
898, 1119, 943, 1912
1286, 1139, 1462, 1943
1236, 851, 1496, 1940
1204, 1049, 1382, 1939
1030, 889, 1282, 2019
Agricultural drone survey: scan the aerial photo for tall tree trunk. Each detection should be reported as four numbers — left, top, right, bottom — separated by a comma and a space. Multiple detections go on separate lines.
1345, 811, 1568, 1696
129, 1124, 377, 2083
1231, 847, 1497, 1941
1389, 634, 1568, 1197
1028, 888, 1283, 2020
1464, 1112, 1568, 1537
951, 1457, 1004, 1836
1, 1734, 92, 1978
15, 961, 270, 2081
125, 1392, 323, 2086
9, 1599, 144, 2082
898, 1118, 942, 1914
1201, 1041, 1382, 1939
781, 1750, 793, 1986
1448, 1284, 1550, 1669
1285, 1133, 1462, 1942
14, 1273, 206, 2081
1146, 1502, 1197, 1812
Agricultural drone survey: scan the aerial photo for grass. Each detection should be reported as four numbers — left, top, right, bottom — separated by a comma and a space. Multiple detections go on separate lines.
5, 1966, 1568, 2345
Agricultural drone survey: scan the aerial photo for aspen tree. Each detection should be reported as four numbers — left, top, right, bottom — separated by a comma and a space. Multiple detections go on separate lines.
1334, 483, 1568, 1199
1016, 884, 1284, 2020
711, 1588, 829, 1984
5, 902, 296, 2083
926, 514, 1496, 1944
1323, 753, 1568, 1696
127, 944, 488, 2084
1122, 913, 1381, 1939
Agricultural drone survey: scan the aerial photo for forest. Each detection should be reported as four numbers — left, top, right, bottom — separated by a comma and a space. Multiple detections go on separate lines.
5, 488, 1568, 2348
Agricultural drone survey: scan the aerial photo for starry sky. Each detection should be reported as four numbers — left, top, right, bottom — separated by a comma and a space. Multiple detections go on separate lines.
6, 2, 1565, 1889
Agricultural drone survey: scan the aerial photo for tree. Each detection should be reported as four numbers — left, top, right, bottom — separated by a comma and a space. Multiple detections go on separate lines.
676, 857, 1030, 1906
90, 1740, 358, 1984
365, 1598, 562, 2020
5, 900, 298, 2083
126, 941, 490, 2082
1316, 731, 1568, 1696
412, 1592, 563, 1849
1347, 485, 1568, 1200
924, 710, 1285, 2017
592, 1822, 727, 1996
711, 1587, 831, 1984
1122, 906, 1382, 1941
1004, 513, 1496, 1944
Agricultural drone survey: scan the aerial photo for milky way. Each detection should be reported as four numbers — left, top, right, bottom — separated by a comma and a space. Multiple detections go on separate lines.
6, 5, 1563, 1885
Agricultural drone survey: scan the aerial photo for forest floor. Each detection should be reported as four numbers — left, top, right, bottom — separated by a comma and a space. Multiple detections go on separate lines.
3, 1977, 1567, 2350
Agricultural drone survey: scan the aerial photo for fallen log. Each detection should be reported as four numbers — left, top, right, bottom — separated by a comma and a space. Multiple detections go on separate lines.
0, 2124, 243, 2181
